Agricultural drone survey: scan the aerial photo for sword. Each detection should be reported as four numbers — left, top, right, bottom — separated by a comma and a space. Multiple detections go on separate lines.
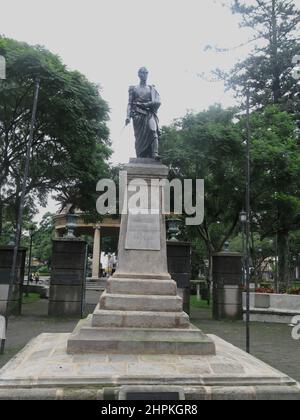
120, 123, 128, 136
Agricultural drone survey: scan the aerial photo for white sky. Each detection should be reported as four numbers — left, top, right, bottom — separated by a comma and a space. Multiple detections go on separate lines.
0, 0, 299, 220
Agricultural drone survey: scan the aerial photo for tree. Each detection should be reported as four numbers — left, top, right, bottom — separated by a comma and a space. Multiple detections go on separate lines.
220, 0, 300, 114
160, 105, 245, 280
0, 205, 34, 246
289, 230, 300, 281
245, 105, 300, 286
0, 37, 112, 235
213, 0, 300, 286
31, 213, 54, 265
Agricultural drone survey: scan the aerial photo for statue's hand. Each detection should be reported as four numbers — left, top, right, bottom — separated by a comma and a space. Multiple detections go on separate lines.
142, 102, 152, 110
125, 118, 131, 126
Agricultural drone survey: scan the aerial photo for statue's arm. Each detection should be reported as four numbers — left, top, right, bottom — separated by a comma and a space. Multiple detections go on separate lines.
145, 86, 161, 112
153, 89, 161, 111
126, 86, 134, 124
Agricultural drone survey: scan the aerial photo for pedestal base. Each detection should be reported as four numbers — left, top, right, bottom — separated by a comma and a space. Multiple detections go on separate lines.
67, 316, 215, 356
0, 333, 299, 400
67, 275, 216, 356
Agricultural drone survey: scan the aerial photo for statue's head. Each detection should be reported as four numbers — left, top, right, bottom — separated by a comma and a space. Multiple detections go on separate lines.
138, 67, 149, 83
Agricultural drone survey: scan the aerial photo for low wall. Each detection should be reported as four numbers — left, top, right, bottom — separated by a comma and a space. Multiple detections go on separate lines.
243, 292, 300, 324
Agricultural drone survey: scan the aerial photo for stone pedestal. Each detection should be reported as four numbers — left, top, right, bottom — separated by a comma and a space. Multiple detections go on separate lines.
0, 246, 26, 316
212, 251, 243, 320
67, 159, 215, 355
167, 241, 191, 315
49, 239, 87, 317
1, 160, 299, 400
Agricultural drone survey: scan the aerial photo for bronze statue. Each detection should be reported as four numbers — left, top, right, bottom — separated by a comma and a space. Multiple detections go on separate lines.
126, 67, 161, 159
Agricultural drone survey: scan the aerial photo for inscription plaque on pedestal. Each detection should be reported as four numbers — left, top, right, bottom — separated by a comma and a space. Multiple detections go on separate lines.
125, 211, 161, 251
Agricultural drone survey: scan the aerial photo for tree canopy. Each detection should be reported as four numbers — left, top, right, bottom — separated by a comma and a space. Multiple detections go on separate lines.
0, 37, 112, 234
220, 0, 300, 114
160, 105, 245, 279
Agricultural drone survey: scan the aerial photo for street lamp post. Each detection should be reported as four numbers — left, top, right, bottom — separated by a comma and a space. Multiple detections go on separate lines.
240, 210, 247, 286
0, 56, 6, 242
275, 233, 279, 293
245, 89, 251, 354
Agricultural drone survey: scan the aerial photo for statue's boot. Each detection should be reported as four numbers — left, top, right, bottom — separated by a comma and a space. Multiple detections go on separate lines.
152, 136, 160, 160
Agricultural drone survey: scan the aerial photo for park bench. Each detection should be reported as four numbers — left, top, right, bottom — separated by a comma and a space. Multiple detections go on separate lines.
0, 315, 6, 354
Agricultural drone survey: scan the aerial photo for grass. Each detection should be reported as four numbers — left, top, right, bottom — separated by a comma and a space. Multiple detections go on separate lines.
22, 293, 40, 304
190, 295, 211, 309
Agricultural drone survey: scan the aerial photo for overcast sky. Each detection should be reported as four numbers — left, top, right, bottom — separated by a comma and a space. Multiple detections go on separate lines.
1, 0, 299, 219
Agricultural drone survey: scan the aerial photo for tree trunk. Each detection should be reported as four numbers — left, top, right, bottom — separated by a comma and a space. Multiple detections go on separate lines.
0, 201, 2, 236
278, 230, 290, 290
271, 0, 281, 103
208, 250, 213, 301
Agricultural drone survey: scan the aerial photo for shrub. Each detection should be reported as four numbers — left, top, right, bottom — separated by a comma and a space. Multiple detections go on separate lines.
287, 288, 300, 295
255, 287, 275, 294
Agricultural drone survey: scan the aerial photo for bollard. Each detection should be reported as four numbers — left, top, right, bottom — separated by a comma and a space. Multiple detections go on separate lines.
0, 316, 6, 354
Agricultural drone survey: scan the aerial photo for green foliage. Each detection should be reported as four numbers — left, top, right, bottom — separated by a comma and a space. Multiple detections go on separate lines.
22, 293, 40, 304
190, 295, 211, 309
286, 288, 300, 295
247, 106, 300, 235
31, 213, 54, 265
224, 0, 300, 112
0, 37, 112, 231
242, 105, 300, 284
160, 102, 300, 285
213, 0, 300, 285
160, 105, 244, 257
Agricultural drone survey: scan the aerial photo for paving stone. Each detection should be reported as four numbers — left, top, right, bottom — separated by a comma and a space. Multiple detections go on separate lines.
176, 364, 212, 375
210, 363, 245, 375
76, 363, 127, 376
127, 362, 177, 376
109, 355, 138, 363
26, 349, 53, 361
73, 354, 108, 363
42, 363, 76, 376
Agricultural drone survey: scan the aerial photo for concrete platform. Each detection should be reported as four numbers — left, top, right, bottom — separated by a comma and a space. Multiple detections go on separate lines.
67, 316, 215, 355
0, 333, 299, 400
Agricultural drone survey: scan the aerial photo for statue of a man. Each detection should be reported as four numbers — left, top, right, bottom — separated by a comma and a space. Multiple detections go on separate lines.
125, 67, 161, 159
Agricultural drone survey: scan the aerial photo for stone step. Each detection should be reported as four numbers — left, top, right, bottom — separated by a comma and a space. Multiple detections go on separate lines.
99, 291, 183, 312
67, 319, 216, 356
106, 278, 177, 296
92, 305, 190, 329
